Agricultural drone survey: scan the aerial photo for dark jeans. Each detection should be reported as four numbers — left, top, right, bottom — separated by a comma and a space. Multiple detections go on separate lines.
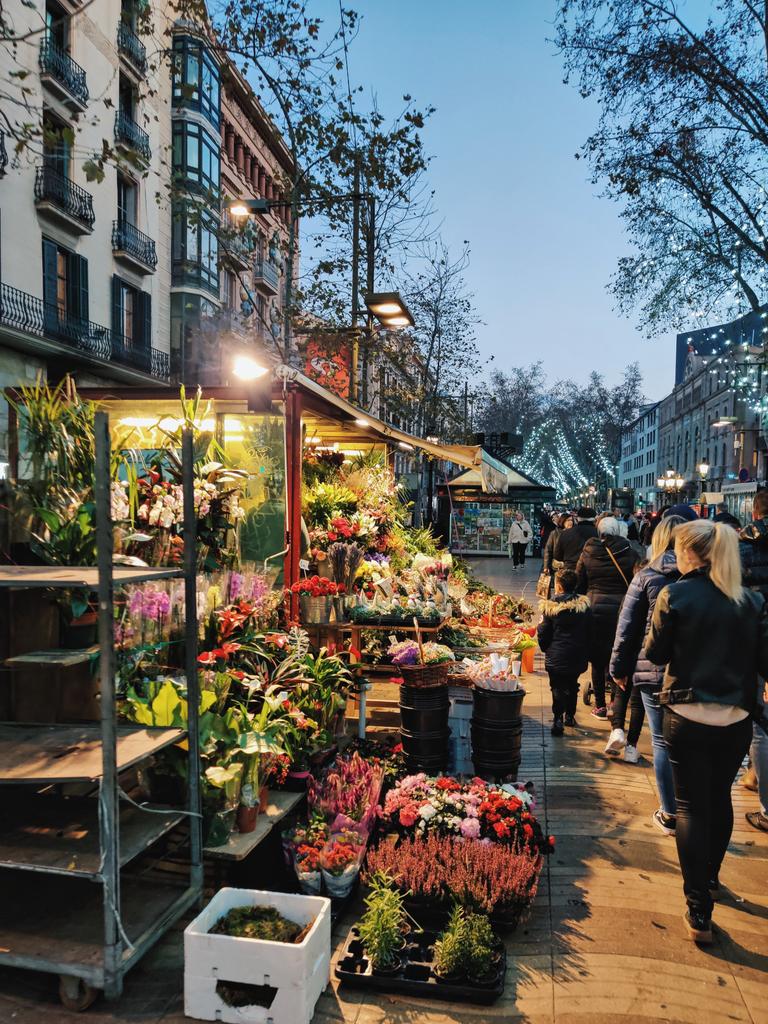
663, 709, 752, 917
591, 661, 614, 710
611, 680, 646, 745
548, 672, 579, 718
512, 542, 526, 567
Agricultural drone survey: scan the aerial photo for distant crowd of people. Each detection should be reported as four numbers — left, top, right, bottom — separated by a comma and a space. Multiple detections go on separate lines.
533, 498, 768, 945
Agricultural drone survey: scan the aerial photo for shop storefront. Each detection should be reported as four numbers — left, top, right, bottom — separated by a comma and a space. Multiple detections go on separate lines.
439, 464, 556, 557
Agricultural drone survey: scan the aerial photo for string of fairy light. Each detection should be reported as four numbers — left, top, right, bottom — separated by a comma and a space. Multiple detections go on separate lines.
517, 417, 615, 497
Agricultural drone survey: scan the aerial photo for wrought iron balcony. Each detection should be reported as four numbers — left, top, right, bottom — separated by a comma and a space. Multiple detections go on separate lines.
115, 110, 151, 164
39, 38, 89, 109
34, 165, 95, 231
253, 259, 279, 295
112, 219, 158, 272
0, 281, 170, 381
117, 21, 147, 74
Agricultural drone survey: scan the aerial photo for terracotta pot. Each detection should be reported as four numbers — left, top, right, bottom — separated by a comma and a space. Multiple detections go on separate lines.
237, 804, 259, 833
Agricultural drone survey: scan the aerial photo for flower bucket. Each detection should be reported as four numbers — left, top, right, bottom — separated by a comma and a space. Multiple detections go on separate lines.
520, 647, 535, 675
301, 594, 333, 624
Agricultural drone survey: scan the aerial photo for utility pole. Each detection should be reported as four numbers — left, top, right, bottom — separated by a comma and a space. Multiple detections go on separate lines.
362, 191, 375, 407
350, 155, 361, 403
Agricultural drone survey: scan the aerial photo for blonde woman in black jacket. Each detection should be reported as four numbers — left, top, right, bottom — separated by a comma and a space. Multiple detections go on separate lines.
646, 520, 768, 944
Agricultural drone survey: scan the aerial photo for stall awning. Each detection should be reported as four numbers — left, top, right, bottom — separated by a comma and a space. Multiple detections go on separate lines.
274, 365, 508, 493
702, 491, 724, 504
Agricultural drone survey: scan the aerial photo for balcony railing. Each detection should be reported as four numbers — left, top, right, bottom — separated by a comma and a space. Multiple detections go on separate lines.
253, 259, 279, 293
0, 282, 170, 380
115, 110, 151, 163
34, 165, 95, 230
117, 21, 147, 73
112, 219, 158, 270
39, 38, 89, 107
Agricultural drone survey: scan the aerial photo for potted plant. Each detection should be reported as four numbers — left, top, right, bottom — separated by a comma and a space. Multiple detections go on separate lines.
464, 911, 502, 987
357, 873, 408, 975
203, 762, 244, 846
433, 904, 468, 984
290, 576, 342, 624
232, 688, 296, 833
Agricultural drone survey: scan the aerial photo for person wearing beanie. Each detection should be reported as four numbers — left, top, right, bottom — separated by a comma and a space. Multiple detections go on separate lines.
663, 504, 699, 523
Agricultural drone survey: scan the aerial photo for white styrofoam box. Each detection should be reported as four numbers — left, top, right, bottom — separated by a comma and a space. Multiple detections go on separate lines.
184, 888, 331, 1024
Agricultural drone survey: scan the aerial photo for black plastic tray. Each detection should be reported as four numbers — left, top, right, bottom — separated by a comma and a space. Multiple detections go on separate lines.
335, 926, 506, 1005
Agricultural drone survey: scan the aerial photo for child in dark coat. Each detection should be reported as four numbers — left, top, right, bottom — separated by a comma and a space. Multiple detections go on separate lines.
537, 568, 591, 736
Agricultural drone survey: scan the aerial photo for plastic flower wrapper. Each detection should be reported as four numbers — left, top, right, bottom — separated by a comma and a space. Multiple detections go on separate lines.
463, 653, 521, 691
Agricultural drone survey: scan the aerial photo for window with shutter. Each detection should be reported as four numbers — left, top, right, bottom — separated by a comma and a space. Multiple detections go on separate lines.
137, 289, 151, 350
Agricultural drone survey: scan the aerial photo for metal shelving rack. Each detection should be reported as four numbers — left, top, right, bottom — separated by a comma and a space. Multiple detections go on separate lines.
0, 412, 202, 1009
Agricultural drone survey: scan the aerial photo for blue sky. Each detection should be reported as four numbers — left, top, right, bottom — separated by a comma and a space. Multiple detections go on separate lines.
319, 0, 677, 401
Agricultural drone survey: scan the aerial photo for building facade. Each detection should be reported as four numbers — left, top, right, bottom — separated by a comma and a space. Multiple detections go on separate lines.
617, 402, 660, 509
657, 345, 764, 501
170, 33, 295, 384
0, 0, 296, 464
0, 0, 177, 464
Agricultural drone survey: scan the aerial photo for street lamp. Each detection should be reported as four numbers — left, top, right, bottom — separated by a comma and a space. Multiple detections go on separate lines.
232, 354, 269, 381
365, 291, 414, 329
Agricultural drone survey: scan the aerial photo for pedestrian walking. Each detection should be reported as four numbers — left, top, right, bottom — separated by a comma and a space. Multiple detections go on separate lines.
738, 487, 768, 832
609, 517, 684, 830
508, 511, 532, 570
537, 568, 591, 736
713, 502, 741, 529
646, 520, 768, 943
553, 506, 597, 569
576, 516, 637, 720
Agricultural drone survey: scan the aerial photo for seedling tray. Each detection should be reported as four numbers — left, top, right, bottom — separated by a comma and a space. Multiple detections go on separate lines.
335, 925, 506, 1005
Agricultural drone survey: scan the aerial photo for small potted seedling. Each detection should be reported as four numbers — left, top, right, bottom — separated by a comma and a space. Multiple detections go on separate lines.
464, 911, 502, 988
357, 873, 408, 976
433, 904, 468, 984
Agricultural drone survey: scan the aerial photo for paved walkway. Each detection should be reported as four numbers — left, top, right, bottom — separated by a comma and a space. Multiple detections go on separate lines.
1, 555, 766, 1023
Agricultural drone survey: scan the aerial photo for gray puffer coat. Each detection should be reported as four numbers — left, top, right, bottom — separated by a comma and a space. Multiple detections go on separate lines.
609, 549, 680, 689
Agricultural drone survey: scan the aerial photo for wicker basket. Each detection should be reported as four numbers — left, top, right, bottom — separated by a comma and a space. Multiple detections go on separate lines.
398, 662, 451, 689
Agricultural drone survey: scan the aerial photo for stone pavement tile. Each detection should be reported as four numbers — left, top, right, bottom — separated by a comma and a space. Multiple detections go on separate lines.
553, 952, 753, 1024
548, 905, 752, 970
734, 975, 768, 1024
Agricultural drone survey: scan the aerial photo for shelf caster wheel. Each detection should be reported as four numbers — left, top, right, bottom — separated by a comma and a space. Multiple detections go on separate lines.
58, 976, 99, 1012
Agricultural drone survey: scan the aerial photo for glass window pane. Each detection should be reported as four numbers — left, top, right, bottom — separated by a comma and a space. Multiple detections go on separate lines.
187, 127, 199, 171
187, 218, 198, 261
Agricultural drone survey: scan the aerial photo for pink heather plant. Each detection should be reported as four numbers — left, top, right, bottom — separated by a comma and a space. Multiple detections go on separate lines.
365, 833, 541, 915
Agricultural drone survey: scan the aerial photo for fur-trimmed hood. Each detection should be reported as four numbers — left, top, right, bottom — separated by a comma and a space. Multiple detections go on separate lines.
539, 593, 591, 617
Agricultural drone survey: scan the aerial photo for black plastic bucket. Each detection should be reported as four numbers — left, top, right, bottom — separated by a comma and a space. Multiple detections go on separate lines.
400, 727, 451, 758
471, 720, 523, 753
400, 684, 449, 708
400, 703, 449, 734
472, 686, 526, 721
471, 685, 525, 781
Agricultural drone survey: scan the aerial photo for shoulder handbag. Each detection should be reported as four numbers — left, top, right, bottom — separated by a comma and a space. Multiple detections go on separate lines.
603, 541, 630, 588
536, 571, 551, 600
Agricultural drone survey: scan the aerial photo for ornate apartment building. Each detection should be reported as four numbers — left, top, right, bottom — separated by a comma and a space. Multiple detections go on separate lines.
0, 0, 295, 461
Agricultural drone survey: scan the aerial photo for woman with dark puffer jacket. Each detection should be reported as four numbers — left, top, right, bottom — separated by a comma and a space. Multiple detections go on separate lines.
576, 517, 637, 720
610, 516, 684, 831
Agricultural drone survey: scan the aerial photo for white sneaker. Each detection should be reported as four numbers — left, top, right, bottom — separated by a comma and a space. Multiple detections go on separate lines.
604, 728, 626, 755
623, 744, 640, 764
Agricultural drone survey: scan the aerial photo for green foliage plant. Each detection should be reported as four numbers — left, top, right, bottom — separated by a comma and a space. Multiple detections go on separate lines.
358, 872, 407, 970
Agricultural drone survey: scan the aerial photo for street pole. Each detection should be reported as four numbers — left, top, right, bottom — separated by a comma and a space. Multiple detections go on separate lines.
350, 155, 361, 403
362, 192, 375, 408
